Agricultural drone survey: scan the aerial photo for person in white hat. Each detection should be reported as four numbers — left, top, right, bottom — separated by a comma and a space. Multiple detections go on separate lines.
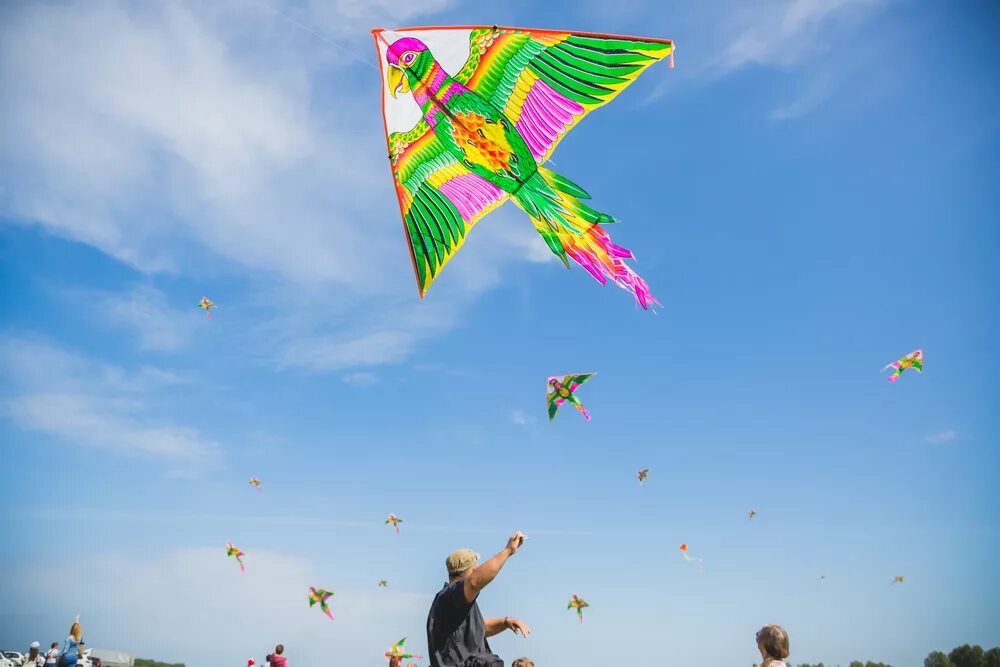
21, 642, 44, 667
426, 530, 532, 667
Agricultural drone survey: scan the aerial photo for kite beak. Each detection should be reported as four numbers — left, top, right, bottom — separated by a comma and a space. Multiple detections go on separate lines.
388, 65, 409, 98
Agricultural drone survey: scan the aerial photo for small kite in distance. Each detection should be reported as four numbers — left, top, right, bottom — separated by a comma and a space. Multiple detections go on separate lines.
226, 542, 245, 572
198, 297, 216, 317
308, 587, 334, 620
385, 514, 403, 533
679, 543, 703, 571
249, 476, 261, 491
547, 373, 595, 422
567, 594, 590, 623
637, 469, 649, 485
892, 575, 904, 585
384, 637, 422, 663
882, 349, 923, 383
747, 509, 757, 520
378, 579, 389, 588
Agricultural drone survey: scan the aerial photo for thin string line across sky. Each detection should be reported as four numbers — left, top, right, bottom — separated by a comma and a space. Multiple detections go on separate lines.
252, 0, 378, 70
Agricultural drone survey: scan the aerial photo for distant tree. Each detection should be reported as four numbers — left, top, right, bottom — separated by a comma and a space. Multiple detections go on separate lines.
950, 645, 985, 667
134, 660, 185, 667
926, 651, 954, 667
850, 662, 864, 667
984, 648, 1000, 667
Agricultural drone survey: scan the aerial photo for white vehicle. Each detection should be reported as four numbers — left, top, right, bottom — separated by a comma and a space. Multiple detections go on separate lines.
1, 651, 23, 665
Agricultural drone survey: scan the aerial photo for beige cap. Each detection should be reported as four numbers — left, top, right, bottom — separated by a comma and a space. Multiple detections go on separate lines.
446, 548, 480, 575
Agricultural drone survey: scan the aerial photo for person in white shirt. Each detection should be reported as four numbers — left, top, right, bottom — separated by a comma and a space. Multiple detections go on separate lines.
44, 644, 59, 667
21, 643, 44, 667
756, 624, 791, 667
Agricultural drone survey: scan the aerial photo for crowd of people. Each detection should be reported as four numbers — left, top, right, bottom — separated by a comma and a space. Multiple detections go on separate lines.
12, 532, 792, 667
12, 617, 86, 667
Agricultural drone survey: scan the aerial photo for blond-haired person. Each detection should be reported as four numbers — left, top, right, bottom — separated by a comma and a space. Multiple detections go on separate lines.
756, 624, 790, 667
57, 617, 83, 667
511, 659, 534, 667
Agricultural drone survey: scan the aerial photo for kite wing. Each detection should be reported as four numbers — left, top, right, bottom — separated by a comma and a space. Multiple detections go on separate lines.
563, 373, 595, 392
454, 28, 674, 164
386, 121, 509, 297
547, 394, 560, 420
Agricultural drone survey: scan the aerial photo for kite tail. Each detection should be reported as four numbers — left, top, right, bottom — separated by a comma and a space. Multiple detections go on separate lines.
512, 166, 656, 310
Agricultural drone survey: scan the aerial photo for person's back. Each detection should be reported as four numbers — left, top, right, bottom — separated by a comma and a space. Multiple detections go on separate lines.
58, 618, 82, 667
427, 532, 531, 667
44, 645, 59, 667
21, 643, 44, 667
265, 644, 286, 667
427, 578, 491, 667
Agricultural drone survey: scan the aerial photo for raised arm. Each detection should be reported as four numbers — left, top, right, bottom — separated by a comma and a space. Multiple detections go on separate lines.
463, 531, 525, 604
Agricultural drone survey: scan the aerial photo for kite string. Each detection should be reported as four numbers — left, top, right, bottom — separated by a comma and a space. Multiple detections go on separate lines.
254, 0, 377, 70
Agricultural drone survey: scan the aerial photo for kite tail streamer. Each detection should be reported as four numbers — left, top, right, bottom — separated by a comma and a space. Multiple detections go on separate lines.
512, 166, 656, 310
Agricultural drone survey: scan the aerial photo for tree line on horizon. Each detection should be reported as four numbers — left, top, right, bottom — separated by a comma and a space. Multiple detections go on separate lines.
753, 643, 1000, 667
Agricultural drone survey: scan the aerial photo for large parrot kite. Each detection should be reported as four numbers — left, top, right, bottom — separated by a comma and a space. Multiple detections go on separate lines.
372, 26, 674, 309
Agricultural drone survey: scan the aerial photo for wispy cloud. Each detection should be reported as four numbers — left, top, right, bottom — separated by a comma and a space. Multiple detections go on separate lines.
0, 335, 220, 472
1, 547, 429, 667
0, 1, 395, 283
713, 0, 886, 74
643, 0, 891, 119
924, 430, 958, 445
341, 371, 379, 386
99, 284, 200, 351
0, 1, 557, 376
511, 409, 534, 426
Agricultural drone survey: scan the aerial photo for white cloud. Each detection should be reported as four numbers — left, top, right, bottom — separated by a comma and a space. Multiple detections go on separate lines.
714, 0, 884, 73
644, 0, 890, 119
2, 547, 428, 667
5, 393, 217, 470
309, 0, 455, 31
0, 335, 220, 472
99, 285, 201, 351
0, 1, 562, 376
924, 430, 958, 445
511, 409, 534, 426
0, 1, 393, 283
341, 371, 379, 386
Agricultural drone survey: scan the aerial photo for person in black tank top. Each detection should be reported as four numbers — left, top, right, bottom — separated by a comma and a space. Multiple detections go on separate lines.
426, 531, 533, 667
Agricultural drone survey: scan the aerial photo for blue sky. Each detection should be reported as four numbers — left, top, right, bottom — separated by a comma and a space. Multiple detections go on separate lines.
1, 1, 998, 666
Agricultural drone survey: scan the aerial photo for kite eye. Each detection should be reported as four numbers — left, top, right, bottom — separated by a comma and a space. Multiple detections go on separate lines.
401, 51, 417, 66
